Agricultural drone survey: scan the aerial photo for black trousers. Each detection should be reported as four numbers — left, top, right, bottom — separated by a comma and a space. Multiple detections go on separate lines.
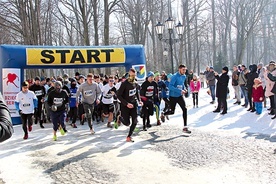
68, 106, 78, 124
21, 113, 33, 135
248, 88, 255, 110
215, 97, 227, 113
192, 92, 198, 106
162, 98, 171, 112
142, 100, 154, 126
164, 96, 187, 126
120, 104, 138, 137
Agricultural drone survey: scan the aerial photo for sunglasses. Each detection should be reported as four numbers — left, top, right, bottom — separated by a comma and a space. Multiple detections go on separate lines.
109, 79, 114, 82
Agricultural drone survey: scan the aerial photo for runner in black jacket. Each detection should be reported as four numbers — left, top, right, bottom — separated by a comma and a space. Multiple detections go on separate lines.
117, 68, 142, 142
47, 81, 69, 141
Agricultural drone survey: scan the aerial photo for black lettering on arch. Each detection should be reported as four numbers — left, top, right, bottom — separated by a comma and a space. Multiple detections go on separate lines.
101, 49, 114, 62
41, 50, 54, 64
87, 49, 101, 63
70, 50, 85, 63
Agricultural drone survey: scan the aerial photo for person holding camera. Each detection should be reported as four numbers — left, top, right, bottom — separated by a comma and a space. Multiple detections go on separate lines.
47, 81, 69, 141
15, 81, 38, 140
213, 67, 230, 115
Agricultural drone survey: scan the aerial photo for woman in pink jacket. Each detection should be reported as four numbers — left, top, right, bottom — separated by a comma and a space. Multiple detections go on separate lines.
190, 75, 201, 108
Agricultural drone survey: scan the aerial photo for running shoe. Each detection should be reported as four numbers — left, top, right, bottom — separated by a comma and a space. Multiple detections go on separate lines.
71, 123, 77, 128
183, 127, 191, 134
60, 126, 65, 135
160, 113, 165, 122
157, 120, 161, 126
53, 135, 57, 141
107, 122, 113, 128
28, 125, 32, 132
126, 136, 134, 142
90, 127, 95, 134
114, 121, 118, 129
23, 134, 28, 140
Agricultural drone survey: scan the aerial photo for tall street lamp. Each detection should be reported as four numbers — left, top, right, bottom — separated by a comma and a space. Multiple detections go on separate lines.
155, 17, 184, 73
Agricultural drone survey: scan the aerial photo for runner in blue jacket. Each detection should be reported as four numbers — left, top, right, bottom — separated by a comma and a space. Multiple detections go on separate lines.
164, 64, 191, 133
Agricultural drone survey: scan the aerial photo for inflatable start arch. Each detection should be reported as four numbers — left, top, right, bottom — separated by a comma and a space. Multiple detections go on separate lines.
0, 44, 147, 125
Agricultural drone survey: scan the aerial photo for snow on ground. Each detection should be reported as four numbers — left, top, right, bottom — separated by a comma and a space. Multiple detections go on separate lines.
0, 85, 275, 184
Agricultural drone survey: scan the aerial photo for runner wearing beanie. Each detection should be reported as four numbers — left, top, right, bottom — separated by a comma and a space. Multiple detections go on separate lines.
47, 81, 69, 141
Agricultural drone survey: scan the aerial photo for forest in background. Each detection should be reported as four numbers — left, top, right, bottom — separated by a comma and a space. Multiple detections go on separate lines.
0, 0, 275, 78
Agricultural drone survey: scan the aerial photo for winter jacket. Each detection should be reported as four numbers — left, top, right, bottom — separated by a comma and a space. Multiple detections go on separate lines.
140, 80, 158, 103
0, 92, 13, 143
252, 84, 264, 102
69, 87, 78, 107
264, 70, 276, 97
47, 89, 69, 112
117, 79, 140, 106
206, 71, 216, 86
169, 72, 187, 97
232, 70, 240, 86
267, 72, 276, 94
245, 64, 258, 89
190, 80, 201, 93
161, 80, 170, 99
215, 73, 229, 98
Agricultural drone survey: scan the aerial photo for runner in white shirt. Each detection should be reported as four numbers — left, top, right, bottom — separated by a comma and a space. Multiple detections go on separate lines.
101, 76, 116, 128
15, 81, 38, 140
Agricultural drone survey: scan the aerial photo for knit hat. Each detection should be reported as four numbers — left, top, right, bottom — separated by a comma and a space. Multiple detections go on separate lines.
209, 66, 214, 70
167, 73, 173, 79
154, 71, 160, 77
22, 81, 29, 87
254, 78, 261, 84
147, 71, 154, 78
34, 76, 41, 81
54, 81, 62, 89
222, 66, 229, 73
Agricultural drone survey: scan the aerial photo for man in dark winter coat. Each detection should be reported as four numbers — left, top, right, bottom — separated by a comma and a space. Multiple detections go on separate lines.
213, 66, 230, 115
245, 64, 259, 112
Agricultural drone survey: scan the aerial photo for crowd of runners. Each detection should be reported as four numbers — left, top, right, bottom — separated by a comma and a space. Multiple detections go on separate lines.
15, 64, 191, 142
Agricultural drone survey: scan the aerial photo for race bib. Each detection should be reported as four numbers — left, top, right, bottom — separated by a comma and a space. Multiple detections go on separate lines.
35, 90, 43, 96
53, 98, 63, 106
177, 85, 183, 90
129, 88, 136, 96
84, 90, 93, 96
22, 103, 31, 107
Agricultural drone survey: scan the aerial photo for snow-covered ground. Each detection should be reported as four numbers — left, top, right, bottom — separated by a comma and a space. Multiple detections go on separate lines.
185, 86, 276, 139
0, 85, 275, 184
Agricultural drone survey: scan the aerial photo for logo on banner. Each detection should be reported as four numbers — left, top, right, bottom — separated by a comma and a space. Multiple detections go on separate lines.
2, 68, 21, 117
26, 48, 126, 65
3, 73, 19, 88
132, 65, 146, 80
